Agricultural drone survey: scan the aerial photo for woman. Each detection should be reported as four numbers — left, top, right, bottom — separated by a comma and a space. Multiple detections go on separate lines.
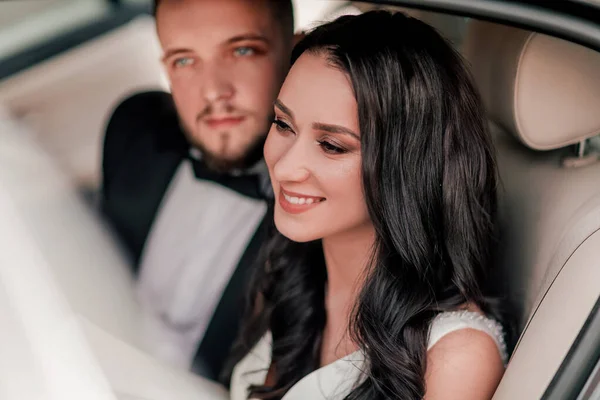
228, 10, 508, 400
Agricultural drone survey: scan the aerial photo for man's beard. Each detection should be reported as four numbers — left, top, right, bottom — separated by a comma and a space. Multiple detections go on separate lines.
180, 118, 266, 173
178, 103, 272, 173
193, 132, 266, 173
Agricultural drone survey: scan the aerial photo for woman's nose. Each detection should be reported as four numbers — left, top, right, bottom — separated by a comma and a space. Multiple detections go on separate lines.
272, 139, 311, 184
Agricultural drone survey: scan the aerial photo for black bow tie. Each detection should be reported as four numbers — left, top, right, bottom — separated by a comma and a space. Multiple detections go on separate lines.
188, 156, 269, 200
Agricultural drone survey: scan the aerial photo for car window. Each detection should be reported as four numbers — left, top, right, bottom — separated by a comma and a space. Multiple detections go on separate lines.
0, 0, 112, 61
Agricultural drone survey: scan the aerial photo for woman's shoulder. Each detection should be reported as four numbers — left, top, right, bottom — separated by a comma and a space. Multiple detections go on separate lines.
423, 309, 508, 399
425, 318, 506, 400
428, 309, 508, 364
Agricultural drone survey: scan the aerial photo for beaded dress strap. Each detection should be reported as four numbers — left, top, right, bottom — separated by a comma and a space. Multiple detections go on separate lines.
429, 310, 508, 364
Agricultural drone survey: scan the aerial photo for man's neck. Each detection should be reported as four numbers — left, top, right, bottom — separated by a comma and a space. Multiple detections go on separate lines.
188, 147, 266, 176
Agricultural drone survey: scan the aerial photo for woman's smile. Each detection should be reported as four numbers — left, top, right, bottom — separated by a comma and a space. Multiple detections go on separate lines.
278, 187, 326, 214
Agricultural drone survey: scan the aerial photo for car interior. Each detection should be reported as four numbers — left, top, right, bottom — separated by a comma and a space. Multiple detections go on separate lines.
0, 1, 598, 399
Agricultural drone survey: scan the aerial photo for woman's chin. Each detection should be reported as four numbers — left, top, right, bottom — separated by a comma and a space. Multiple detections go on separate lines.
275, 227, 316, 243
274, 217, 320, 243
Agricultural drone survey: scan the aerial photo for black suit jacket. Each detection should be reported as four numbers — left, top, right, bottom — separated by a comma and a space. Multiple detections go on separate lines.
101, 91, 269, 381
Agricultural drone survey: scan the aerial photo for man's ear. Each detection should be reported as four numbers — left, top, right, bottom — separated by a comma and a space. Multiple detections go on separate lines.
293, 31, 306, 47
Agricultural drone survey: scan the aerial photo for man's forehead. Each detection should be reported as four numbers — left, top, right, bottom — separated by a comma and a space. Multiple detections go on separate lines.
157, 0, 277, 47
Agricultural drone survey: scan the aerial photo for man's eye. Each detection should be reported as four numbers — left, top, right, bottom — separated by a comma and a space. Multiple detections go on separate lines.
233, 47, 255, 57
173, 57, 194, 68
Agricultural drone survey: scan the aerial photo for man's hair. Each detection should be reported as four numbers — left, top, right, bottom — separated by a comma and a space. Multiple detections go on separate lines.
153, 0, 294, 39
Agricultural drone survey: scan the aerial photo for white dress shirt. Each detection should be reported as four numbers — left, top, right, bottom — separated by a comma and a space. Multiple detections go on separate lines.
136, 160, 267, 368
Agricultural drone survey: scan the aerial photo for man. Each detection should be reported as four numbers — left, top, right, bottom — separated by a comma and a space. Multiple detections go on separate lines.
101, 0, 295, 381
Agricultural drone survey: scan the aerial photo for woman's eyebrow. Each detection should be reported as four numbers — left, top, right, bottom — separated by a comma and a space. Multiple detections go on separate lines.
312, 122, 359, 140
274, 99, 294, 119
275, 100, 359, 140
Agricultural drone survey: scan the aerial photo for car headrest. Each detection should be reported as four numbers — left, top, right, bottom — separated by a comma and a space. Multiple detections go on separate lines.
463, 20, 600, 150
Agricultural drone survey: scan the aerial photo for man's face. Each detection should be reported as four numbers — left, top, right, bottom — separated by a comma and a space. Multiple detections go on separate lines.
157, 0, 291, 171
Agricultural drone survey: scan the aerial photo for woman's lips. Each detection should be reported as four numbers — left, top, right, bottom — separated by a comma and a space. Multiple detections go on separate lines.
278, 189, 325, 215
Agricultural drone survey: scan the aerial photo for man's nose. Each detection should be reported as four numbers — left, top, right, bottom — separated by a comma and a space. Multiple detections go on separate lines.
200, 62, 234, 103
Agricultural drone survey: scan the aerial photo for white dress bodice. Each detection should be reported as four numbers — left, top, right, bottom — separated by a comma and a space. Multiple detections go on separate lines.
230, 310, 507, 400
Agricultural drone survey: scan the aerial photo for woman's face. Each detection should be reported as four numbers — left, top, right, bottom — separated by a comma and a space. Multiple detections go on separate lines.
264, 53, 371, 242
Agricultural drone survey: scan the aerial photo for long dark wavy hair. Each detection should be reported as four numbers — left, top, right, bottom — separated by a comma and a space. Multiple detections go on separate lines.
226, 10, 507, 399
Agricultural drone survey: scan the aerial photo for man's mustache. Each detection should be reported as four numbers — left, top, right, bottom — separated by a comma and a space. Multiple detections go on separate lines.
196, 102, 242, 123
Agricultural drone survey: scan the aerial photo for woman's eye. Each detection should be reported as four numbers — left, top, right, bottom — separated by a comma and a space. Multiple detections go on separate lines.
234, 47, 255, 57
173, 57, 194, 68
318, 140, 346, 154
272, 118, 293, 133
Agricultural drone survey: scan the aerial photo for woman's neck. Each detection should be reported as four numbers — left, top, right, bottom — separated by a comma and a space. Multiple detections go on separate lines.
322, 224, 376, 296
319, 224, 375, 366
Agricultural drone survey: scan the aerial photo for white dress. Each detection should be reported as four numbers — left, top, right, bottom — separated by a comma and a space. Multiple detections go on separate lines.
230, 310, 508, 400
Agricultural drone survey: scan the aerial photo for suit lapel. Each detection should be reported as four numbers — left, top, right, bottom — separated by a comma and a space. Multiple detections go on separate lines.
191, 212, 271, 382
101, 91, 189, 272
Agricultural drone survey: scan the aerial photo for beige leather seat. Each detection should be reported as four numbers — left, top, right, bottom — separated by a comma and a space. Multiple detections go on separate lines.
463, 21, 600, 399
